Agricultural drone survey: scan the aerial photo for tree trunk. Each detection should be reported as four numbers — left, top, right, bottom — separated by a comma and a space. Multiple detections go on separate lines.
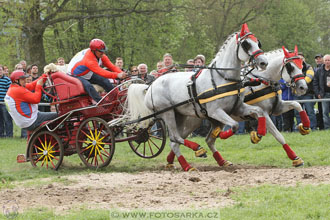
23, 27, 46, 69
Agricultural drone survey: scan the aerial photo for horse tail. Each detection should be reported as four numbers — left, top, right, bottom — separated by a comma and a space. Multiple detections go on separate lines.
127, 84, 153, 128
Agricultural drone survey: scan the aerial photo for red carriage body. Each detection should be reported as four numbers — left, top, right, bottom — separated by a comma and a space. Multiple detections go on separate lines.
17, 72, 166, 170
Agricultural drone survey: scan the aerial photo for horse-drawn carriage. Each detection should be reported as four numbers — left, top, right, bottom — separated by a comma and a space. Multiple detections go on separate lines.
17, 71, 167, 170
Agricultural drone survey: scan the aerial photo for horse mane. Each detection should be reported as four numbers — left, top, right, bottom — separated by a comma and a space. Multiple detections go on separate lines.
210, 32, 238, 66
264, 49, 283, 56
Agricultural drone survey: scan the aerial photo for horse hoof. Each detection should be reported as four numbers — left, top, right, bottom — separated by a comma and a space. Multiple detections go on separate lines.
195, 147, 207, 158
293, 157, 304, 167
298, 123, 310, 135
223, 160, 233, 167
250, 131, 262, 144
188, 167, 198, 172
165, 163, 176, 170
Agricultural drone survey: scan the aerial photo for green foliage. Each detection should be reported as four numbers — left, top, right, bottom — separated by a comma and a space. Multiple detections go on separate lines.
0, 0, 328, 70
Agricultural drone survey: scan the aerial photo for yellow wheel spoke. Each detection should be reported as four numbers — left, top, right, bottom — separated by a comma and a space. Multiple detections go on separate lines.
98, 135, 106, 142
97, 144, 105, 151
37, 146, 44, 152
95, 129, 99, 140
87, 146, 95, 158
89, 129, 95, 140
84, 140, 93, 144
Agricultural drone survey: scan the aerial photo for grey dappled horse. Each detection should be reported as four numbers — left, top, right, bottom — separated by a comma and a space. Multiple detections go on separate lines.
174, 46, 309, 168
240, 46, 309, 167
127, 23, 268, 171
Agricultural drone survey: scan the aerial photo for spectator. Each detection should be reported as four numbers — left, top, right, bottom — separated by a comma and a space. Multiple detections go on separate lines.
280, 78, 295, 132
185, 59, 194, 72
67, 38, 126, 103
194, 54, 205, 67
137, 63, 154, 84
314, 54, 324, 72
156, 53, 177, 77
313, 54, 330, 129
151, 61, 164, 78
130, 66, 139, 78
14, 63, 24, 71
5, 70, 58, 131
0, 65, 13, 137
313, 54, 324, 130
56, 57, 68, 73
293, 52, 317, 130
156, 61, 164, 71
30, 64, 39, 81
19, 60, 27, 72
3, 66, 9, 77
115, 57, 126, 72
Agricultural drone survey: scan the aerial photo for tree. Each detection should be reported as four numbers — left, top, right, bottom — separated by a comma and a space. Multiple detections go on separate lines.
0, 0, 177, 68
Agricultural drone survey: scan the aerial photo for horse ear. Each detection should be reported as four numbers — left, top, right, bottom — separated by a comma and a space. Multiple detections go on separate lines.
282, 46, 289, 58
294, 45, 298, 55
240, 23, 250, 37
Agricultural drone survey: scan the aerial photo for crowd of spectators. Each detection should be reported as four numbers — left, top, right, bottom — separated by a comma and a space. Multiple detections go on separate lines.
0, 51, 329, 138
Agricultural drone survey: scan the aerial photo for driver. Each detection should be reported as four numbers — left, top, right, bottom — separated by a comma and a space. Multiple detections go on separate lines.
5, 70, 58, 131
67, 38, 127, 103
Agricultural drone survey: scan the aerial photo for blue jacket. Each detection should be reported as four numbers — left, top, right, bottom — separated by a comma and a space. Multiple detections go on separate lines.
0, 75, 11, 102
280, 78, 293, 100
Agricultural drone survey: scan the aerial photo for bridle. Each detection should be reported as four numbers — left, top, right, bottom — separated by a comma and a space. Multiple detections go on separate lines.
236, 32, 264, 67
280, 56, 304, 88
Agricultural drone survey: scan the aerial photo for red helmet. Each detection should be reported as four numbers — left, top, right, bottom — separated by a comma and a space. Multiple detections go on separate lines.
89, 39, 107, 52
10, 70, 29, 82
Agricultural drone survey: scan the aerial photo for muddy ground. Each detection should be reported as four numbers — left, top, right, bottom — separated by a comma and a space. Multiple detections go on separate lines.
1, 165, 330, 214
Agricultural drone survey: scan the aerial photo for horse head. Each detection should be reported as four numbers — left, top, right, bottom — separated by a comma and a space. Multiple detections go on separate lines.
236, 23, 268, 70
282, 45, 308, 96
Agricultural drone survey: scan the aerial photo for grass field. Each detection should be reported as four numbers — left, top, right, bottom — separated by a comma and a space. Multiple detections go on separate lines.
0, 129, 330, 219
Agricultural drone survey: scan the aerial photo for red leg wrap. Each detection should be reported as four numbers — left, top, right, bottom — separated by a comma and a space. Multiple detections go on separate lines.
213, 151, 225, 166
178, 155, 191, 171
183, 139, 200, 151
299, 111, 310, 128
219, 129, 234, 139
167, 151, 175, 164
257, 117, 266, 136
283, 144, 297, 160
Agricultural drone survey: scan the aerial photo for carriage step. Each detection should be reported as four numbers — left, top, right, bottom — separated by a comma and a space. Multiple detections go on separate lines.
17, 154, 27, 163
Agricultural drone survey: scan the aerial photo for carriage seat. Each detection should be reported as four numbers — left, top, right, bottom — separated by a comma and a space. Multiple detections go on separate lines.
50, 72, 86, 100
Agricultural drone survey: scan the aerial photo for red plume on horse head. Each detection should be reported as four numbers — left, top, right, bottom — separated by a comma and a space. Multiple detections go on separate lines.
240, 23, 250, 37
282, 45, 303, 69
238, 23, 258, 42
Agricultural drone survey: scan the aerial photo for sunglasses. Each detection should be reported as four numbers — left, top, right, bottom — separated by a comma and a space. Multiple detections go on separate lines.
132, 70, 138, 72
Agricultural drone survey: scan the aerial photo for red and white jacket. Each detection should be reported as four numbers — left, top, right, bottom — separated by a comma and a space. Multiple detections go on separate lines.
5, 80, 42, 128
67, 48, 121, 80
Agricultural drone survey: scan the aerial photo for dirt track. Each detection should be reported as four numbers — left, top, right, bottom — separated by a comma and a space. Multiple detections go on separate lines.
1, 165, 330, 214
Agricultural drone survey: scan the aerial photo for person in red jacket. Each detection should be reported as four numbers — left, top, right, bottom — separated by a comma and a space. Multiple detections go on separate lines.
5, 70, 58, 131
67, 39, 127, 102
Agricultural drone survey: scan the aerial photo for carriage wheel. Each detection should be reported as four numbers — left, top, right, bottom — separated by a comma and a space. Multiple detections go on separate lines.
128, 118, 166, 158
28, 131, 64, 170
76, 117, 115, 169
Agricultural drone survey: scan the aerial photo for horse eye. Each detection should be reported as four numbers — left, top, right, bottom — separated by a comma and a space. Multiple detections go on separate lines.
285, 63, 293, 73
258, 40, 262, 48
241, 41, 251, 51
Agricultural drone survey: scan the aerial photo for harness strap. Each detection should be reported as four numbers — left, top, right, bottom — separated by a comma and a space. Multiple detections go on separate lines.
244, 85, 282, 114
192, 69, 209, 117
187, 80, 202, 118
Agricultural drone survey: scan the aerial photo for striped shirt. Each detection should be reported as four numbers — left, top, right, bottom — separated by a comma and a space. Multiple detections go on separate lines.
0, 75, 11, 102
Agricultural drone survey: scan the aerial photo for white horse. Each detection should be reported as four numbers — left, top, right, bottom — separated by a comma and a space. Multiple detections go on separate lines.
240, 45, 309, 166
127, 23, 269, 171
172, 46, 309, 168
